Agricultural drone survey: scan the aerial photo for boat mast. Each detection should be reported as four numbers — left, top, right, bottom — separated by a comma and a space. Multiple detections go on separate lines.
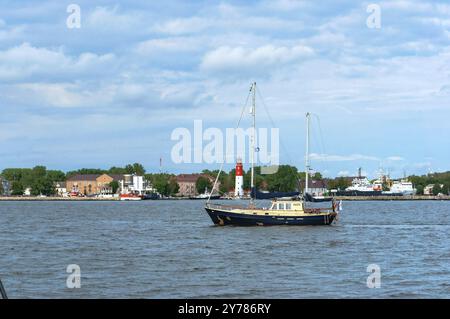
250, 82, 256, 203
305, 112, 310, 195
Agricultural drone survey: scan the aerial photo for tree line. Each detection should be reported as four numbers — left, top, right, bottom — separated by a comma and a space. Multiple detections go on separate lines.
1, 163, 148, 196
2, 163, 449, 196
409, 172, 450, 195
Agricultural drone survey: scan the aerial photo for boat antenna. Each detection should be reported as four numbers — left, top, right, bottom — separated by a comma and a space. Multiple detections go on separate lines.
250, 82, 256, 205
305, 112, 310, 196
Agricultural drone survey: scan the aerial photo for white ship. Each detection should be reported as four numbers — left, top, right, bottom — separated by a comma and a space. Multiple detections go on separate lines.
346, 177, 377, 192
383, 180, 416, 196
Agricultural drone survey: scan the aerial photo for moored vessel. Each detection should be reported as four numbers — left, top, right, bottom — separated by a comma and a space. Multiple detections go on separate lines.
204, 83, 339, 226
190, 187, 221, 200
205, 198, 337, 226
119, 192, 142, 201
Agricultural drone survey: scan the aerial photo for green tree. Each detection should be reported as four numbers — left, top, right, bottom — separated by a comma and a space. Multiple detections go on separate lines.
30, 176, 55, 196
167, 178, 180, 196
109, 180, 120, 193
146, 173, 178, 197
108, 166, 127, 174
0, 180, 4, 195
196, 176, 212, 194
441, 183, 449, 195
328, 177, 351, 190
416, 184, 424, 195
11, 181, 24, 196
132, 163, 145, 175
124, 163, 145, 175
312, 172, 322, 180
265, 165, 299, 192
66, 168, 106, 178
125, 164, 134, 174
47, 170, 66, 182
432, 184, 442, 195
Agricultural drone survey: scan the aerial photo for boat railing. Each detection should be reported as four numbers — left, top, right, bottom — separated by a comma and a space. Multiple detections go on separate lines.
205, 203, 265, 211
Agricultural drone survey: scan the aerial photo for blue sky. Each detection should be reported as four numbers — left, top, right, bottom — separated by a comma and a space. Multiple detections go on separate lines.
0, 0, 449, 178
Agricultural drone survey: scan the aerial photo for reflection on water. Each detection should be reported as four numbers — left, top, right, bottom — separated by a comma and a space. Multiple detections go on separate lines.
0, 200, 449, 298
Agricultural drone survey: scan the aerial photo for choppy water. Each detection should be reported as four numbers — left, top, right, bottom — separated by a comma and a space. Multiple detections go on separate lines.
0, 200, 449, 298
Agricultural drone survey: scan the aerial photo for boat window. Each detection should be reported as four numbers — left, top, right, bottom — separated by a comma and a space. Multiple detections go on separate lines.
278, 203, 285, 210
285, 203, 292, 210
270, 203, 277, 210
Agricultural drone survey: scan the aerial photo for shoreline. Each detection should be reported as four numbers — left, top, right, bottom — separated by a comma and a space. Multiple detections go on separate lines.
0, 195, 449, 201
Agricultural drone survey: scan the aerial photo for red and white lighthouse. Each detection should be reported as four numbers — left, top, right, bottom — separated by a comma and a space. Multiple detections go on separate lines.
234, 158, 244, 198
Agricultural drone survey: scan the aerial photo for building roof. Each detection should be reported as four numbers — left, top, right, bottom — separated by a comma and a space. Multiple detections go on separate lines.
299, 180, 328, 189
67, 174, 125, 182
67, 174, 100, 181
176, 174, 203, 183
176, 173, 215, 183
108, 174, 124, 181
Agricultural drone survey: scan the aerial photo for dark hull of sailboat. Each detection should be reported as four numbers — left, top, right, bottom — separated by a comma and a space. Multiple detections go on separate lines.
205, 207, 336, 226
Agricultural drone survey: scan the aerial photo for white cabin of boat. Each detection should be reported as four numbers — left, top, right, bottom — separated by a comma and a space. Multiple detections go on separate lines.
268, 199, 304, 211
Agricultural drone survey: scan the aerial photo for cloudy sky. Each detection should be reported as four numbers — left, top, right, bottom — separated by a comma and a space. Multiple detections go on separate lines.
0, 0, 449, 178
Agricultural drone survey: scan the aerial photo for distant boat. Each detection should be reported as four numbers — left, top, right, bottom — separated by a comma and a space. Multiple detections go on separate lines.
251, 188, 299, 200
204, 83, 338, 226
304, 193, 332, 203
190, 187, 221, 200
383, 179, 416, 196
119, 192, 142, 201
142, 192, 160, 200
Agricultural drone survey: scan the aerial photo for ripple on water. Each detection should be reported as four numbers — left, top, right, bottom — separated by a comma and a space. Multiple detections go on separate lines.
0, 200, 449, 298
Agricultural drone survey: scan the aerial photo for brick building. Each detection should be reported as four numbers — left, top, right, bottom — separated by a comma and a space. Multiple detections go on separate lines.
176, 174, 219, 197
66, 174, 124, 196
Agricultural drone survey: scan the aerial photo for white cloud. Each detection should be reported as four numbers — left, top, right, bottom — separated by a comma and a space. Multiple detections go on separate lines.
86, 6, 145, 32
0, 43, 115, 81
134, 37, 203, 56
200, 44, 314, 74
386, 156, 404, 161
153, 17, 210, 35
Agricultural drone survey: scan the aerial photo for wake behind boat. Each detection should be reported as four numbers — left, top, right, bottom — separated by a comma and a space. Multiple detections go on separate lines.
204, 83, 339, 226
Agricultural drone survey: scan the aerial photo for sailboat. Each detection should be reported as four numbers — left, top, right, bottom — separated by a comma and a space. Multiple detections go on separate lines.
204, 83, 338, 226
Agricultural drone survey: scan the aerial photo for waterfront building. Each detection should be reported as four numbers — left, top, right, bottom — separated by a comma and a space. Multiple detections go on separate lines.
54, 181, 67, 197
176, 174, 219, 197
119, 174, 155, 195
424, 184, 444, 195
66, 174, 124, 196
299, 180, 328, 196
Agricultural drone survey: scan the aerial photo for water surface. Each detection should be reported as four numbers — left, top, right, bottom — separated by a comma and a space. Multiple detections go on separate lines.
0, 200, 449, 298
